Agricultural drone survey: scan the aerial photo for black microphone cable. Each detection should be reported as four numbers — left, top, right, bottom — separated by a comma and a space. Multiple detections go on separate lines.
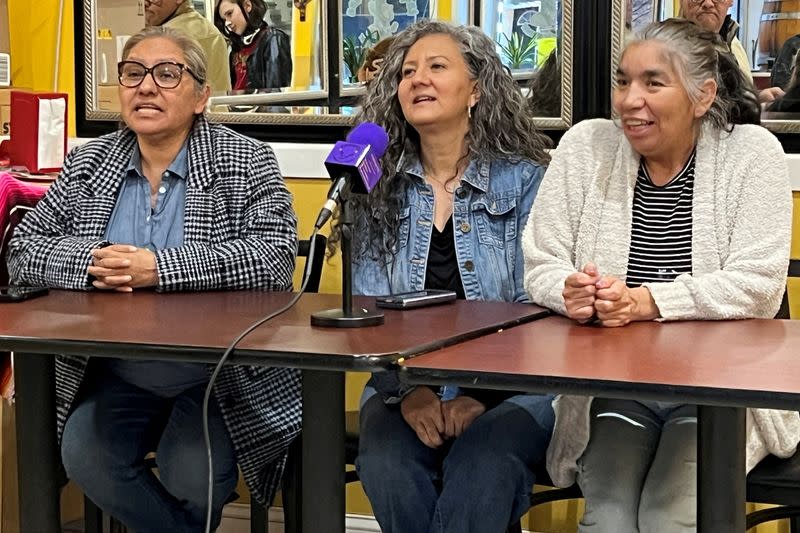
202, 228, 320, 533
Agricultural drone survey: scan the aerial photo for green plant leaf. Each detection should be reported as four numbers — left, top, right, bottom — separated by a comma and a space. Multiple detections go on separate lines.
498, 32, 539, 69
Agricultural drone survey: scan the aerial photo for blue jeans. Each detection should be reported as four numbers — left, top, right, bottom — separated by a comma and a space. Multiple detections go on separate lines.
356, 393, 555, 533
61, 370, 239, 533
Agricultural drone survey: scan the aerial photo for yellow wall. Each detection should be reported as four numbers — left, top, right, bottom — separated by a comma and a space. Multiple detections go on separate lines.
8, 0, 77, 136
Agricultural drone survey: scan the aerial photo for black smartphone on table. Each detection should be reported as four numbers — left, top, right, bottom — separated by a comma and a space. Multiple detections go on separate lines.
0, 286, 49, 302
375, 289, 457, 310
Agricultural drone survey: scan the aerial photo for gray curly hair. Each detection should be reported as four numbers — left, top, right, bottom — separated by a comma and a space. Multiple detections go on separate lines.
335, 20, 552, 259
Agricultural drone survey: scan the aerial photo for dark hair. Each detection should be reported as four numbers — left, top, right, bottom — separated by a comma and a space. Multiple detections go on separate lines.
362, 37, 396, 72
626, 18, 760, 129
330, 20, 552, 259
214, 0, 268, 51
527, 50, 562, 117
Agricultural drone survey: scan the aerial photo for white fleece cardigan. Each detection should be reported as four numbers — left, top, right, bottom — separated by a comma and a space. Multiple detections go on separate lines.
522, 118, 800, 488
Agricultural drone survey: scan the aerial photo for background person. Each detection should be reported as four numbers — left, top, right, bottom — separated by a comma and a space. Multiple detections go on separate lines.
769, 33, 800, 90
356, 36, 395, 83
679, 0, 785, 103
144, 0, 231, 95
343, 20, 555, 533
7, 26, 299, 532
523, 19, 800, 532
769, 50, 800, 112
214, 0, 293, 90
527, 50, 562, 117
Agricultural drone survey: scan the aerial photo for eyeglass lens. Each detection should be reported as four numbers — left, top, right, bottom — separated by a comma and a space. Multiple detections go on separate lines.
119, 62, 184, 89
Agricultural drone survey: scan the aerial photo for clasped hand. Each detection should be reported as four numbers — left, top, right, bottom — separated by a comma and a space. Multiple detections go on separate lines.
400, 387, 486, 448
87, 244, 159, 292
563, 262, 658, 327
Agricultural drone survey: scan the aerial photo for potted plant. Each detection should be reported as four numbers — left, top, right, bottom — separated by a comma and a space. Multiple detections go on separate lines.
498, 31, 539, 70
343, 36, 366, 83
343, 30, 379, 84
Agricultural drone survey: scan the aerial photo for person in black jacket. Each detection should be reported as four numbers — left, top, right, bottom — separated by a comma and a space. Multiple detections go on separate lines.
214, 0, 292, 90
768, 49, 800, 113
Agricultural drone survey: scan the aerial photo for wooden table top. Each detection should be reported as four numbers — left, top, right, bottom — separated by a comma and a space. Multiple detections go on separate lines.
0, 290, 548, 370
402, 316, 800, 409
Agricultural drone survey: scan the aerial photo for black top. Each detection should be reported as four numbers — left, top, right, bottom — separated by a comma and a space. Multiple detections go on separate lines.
424, 218, 515, 409
425, 219, 466, 299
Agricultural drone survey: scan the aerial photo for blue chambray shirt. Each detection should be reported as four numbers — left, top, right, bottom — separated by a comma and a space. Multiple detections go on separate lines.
354, 153, 550, 414
103, 141, 209, 397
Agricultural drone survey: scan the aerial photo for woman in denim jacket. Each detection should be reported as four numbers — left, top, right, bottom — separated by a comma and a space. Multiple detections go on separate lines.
338, 20, 555, 533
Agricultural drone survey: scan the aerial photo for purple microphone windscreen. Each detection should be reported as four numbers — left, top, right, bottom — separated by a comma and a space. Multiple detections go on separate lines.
324, 122, 389, 194
346, 122, 389, 158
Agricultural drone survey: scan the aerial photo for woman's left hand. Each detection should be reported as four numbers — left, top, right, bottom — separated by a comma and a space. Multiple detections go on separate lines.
593, 276, 659, 327
441, 396, 486, 438
88, 245, 159, 291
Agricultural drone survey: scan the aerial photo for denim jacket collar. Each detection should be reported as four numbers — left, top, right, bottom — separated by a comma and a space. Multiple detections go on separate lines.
395, 151, 492, 192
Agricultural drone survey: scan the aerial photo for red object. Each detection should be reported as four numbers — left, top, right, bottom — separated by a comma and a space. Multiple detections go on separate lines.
0, 91, 68, 174
0, 171, 47, 400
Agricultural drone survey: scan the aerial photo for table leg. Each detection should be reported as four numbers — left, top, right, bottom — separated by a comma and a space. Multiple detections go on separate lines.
14, 352, 60, 533
300, 369, 345, 533
697, 405, 746, 533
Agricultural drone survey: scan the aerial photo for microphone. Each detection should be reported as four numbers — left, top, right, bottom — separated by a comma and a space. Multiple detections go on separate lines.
313, 122, 389, 230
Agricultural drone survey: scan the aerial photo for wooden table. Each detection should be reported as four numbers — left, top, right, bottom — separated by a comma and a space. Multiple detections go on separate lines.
401, 315, 800, 533
0, 290, 548, 533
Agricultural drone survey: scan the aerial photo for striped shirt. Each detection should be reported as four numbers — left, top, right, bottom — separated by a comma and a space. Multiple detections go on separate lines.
625, 152, 695, 288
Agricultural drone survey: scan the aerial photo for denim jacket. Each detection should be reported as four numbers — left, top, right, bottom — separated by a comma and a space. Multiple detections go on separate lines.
354, 153, 545, 403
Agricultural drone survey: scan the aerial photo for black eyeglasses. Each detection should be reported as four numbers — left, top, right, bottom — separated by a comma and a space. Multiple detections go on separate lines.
686, 0, 732, 4
117, 61, 204, 89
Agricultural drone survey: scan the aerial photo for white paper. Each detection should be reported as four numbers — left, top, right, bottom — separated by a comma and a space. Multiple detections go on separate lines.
37, 97, 66, 170
116, 36, 130, 64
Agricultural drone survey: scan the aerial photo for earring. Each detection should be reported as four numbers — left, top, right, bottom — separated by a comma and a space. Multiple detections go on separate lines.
467, 104, 472, 119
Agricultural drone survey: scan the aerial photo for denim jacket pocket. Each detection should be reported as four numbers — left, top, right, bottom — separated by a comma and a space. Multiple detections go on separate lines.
471, 196, 517, 249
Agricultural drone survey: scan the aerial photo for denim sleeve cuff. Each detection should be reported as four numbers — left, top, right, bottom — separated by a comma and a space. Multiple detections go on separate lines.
367, 371, 418, 404
384, 384, 418, 405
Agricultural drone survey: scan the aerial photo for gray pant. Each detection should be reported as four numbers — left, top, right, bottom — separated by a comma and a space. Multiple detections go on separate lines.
577, 398, 697, 533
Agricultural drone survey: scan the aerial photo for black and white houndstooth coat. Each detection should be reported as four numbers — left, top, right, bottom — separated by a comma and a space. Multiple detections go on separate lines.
7, 116, 301, 504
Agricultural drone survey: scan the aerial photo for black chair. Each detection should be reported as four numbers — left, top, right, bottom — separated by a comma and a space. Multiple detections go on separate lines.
742, 275, 800, 532
85, 234, 328, 533
745, 448, 800, 532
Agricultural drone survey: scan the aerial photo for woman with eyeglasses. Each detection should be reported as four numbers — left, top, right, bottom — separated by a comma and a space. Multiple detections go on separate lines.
7, 26, 299, 531
214, 0, 292, 90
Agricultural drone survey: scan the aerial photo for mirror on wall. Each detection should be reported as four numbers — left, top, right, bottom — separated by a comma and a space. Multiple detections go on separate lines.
335, 0, 572, 127
612, 0, 800, 133
339, 0, 474, 90
79, 0, 573, 130
497, 0, 572, 127
481, 0, 559, 74
88, 0, 332, 125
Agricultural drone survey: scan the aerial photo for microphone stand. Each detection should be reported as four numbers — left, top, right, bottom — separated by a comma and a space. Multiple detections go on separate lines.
311, 184, 384, 328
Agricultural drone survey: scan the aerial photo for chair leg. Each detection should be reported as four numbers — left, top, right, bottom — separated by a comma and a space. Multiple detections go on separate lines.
250, 499, 268, 533
281, 436, 303, 533
109, 516, 128, 533
506, 520, 523, 533
746, 506, 800, 530
83, 497, 104, 533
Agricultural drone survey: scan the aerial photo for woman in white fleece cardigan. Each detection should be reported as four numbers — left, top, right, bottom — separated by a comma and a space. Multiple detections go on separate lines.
522, 19, 800, 533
